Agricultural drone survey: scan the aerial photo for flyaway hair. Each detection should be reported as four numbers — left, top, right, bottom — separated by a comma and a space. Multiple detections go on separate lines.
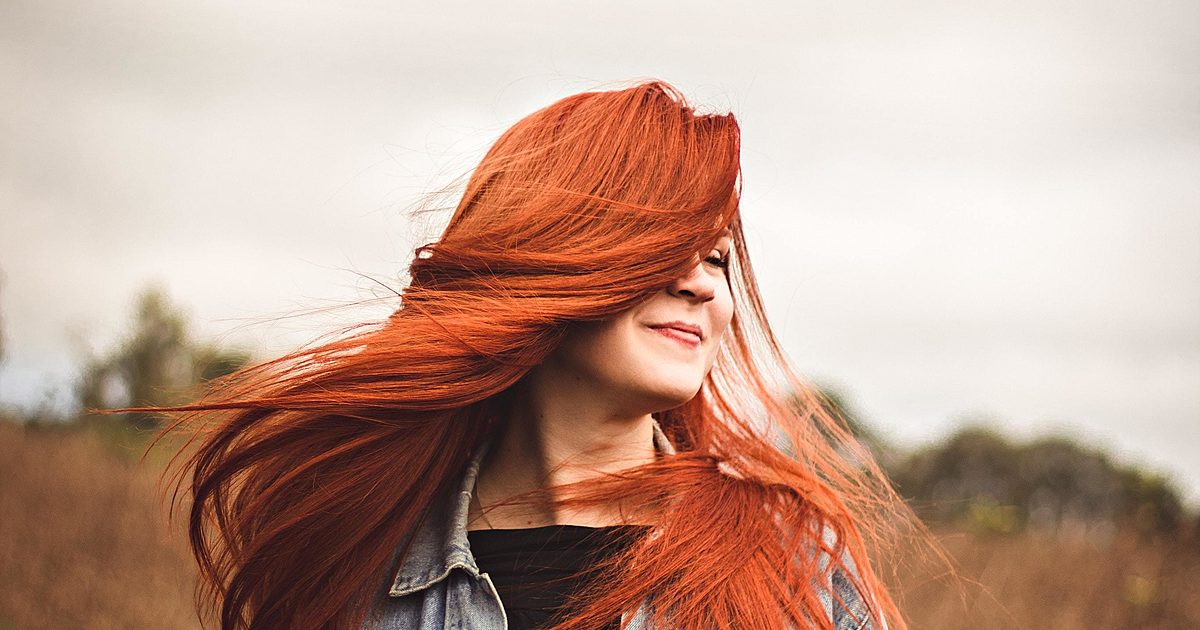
148, 80, 919, 629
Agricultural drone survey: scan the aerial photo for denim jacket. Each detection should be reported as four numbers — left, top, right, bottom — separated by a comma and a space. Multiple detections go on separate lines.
365, 421, 877, 629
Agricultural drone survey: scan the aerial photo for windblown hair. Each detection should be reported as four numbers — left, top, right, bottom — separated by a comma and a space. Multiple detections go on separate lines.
154, 80, 917, 629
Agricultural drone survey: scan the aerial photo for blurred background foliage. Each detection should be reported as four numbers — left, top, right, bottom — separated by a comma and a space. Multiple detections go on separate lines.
19, 285, 251, 460
1, 285, 1197, 628
75, 286, 252, 429
814, 388, 1192, 542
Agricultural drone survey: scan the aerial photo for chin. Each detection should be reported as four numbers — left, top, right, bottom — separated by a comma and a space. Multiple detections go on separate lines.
640, 377, 704, 411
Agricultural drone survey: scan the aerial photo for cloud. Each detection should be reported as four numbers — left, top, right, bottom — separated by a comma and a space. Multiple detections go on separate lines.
1, 0, 1196, 499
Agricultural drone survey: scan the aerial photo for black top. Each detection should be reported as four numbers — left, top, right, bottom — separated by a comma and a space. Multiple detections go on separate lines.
466, 524, 651, 630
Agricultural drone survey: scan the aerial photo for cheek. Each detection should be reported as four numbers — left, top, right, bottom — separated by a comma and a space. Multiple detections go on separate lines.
562, 319, 671, 384
712, 289, 735, 340
556, 320, 635, 377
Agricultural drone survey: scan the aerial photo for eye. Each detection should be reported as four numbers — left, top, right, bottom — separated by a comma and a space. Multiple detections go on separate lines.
704, 249, 731, 269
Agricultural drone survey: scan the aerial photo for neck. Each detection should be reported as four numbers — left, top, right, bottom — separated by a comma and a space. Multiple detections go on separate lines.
470, 370, 658, 529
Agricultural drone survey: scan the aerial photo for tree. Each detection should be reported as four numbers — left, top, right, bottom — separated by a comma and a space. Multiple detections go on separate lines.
76, 286, 251, 430
889, 425, 1187, 537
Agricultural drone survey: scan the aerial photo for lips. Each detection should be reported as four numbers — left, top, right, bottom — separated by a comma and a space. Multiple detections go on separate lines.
647, 321, 704, 342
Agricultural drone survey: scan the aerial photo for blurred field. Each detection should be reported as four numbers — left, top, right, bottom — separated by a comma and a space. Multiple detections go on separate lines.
0, 420, 196, 630
1, 419, 1198, 629
890, 525, 1200, 629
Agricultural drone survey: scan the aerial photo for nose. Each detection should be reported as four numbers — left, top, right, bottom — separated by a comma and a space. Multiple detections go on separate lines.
666, 257, 717, 303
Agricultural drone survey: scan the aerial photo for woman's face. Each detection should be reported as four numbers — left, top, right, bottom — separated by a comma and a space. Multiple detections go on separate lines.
546, 233, 736, 414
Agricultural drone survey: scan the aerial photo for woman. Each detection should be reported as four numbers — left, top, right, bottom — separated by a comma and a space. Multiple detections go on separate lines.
158, 80, 916, 629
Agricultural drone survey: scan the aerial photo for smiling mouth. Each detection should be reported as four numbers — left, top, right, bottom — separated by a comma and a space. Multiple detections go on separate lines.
647, 325, 702, 347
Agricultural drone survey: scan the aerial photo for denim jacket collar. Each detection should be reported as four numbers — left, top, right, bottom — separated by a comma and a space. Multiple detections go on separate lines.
388, 419, 676, 598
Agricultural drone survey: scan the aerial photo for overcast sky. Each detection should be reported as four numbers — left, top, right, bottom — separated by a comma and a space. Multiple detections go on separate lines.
2, 0, 1197, 501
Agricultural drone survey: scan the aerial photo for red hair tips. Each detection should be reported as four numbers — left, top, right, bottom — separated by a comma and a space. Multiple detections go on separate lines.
152, 80, 917, 629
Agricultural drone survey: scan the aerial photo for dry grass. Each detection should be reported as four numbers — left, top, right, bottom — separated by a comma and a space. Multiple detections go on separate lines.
890, 527, 1200, 629
0, 421, 198, 630
1, 419, 1197, 629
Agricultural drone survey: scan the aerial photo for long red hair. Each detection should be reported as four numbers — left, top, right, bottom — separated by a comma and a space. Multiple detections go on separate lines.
153, 80, 917, 629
